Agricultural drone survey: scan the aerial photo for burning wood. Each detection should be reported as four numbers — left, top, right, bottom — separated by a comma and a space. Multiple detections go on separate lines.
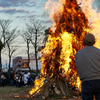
29, 0, 91, 99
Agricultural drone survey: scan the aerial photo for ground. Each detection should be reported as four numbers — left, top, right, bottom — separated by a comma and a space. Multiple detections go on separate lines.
0, 86, 82, 100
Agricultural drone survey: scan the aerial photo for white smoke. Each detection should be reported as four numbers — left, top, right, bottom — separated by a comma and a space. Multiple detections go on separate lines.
77, 0, 100, 48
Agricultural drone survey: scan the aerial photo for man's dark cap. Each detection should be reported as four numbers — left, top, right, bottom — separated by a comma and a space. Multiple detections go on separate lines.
84, 33, 95, 45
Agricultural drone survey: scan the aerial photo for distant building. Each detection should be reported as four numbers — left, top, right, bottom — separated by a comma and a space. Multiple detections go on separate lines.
12, 56, 41, 72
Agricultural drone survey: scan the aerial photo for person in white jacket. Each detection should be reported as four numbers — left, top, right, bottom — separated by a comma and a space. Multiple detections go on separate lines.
23, 71, 29, 87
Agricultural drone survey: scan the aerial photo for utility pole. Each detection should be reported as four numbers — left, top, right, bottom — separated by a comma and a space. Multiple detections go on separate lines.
6, 63, 7, 68
27, 39, 31, 72
35, 29, 38, 76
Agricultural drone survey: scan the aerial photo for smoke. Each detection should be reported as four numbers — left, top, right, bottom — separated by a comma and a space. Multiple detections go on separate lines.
78, 0, 100, 48
45, 0, 65, 32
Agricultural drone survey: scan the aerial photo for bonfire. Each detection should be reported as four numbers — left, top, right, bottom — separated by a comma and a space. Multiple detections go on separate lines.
29, 0, 100, 99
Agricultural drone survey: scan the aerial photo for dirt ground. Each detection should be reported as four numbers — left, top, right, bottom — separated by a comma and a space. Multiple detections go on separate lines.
0, 94, 82, 100
0, 93, 82, 100
0, 91, 82, 100
7, 92, 82, 100
0, 86, 82, 100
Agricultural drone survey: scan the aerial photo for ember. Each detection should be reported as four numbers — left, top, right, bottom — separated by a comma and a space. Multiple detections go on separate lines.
29, 0, 100, 99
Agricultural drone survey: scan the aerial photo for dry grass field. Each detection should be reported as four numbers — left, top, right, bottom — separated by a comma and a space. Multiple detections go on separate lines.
0, 86, 32, 100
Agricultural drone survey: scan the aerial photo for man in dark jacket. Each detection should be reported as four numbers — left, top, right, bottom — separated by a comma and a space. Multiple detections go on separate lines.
18, 71, 22, 87
10, 71, 14, 86
75, 33, 100, 100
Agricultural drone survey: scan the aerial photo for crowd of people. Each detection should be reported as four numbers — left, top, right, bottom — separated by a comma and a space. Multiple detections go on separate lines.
1, 70, 35, 87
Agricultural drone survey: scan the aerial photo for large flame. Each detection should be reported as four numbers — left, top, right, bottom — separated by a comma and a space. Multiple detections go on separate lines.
30, 0, 100, 95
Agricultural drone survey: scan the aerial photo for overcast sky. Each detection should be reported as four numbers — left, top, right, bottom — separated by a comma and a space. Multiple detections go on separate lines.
0, 0, 52, 68
93, 0, 100, 10
1, 0, 100, 68
0, 0, 51, 30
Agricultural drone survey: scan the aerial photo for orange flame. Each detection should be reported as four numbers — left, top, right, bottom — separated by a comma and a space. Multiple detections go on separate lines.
29, 77, 45, 95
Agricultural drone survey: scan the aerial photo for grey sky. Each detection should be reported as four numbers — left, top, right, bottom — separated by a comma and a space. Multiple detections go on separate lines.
0, 0, 51, 30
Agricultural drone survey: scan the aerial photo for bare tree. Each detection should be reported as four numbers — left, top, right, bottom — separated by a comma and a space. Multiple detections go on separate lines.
21, 31, 32, 72
0, 40, 4, 76
5, 28, 20, 75
0, 19, 19, 76
22, 18, 45, 75
0, 19, 13, 76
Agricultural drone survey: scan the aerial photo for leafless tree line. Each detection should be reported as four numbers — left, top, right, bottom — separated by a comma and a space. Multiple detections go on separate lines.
0, 18, 49, 79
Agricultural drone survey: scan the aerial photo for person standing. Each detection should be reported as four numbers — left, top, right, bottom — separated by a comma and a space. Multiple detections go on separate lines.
15, 73, 20, 87
28, 74, 33, 86
1, 71, 6, 87
75, 33, 100, 100
14, 71, 16, 86
23, 71, 29, 87
10, 71, 14, 86
18, 71, 22, 87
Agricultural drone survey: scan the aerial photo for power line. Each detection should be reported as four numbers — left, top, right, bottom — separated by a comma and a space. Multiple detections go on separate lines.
10, 45, 43, 47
